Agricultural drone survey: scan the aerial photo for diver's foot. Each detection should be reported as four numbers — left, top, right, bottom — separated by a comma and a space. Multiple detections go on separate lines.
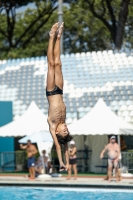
74, 178, 77, 180
49, 22, 59, 38
108, 179, 111, 182
59, 165, 66, 172
66, 177, 70, 180
57, 22, 64, 39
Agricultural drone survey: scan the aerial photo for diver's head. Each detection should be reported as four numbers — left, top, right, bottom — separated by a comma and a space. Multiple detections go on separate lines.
56, 123, 73, 144
56, 123, 68, 136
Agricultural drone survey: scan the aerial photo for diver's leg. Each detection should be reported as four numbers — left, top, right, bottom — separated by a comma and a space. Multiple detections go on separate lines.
46, 23, 59, 91
54, 22, 64, 90
73, 164, 77, 180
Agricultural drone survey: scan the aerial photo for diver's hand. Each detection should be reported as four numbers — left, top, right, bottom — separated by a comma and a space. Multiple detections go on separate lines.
65, 163, 69, 171
59, 162, 67, 172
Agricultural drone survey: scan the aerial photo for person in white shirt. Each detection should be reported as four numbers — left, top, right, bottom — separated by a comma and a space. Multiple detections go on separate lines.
35, 150, 48, 174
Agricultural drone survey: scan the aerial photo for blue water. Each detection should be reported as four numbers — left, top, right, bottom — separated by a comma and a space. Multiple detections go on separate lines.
0, 187, 133, 200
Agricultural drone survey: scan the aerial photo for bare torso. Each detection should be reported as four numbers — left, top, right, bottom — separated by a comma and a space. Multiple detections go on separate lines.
47, 95, 66, 128
69, 147, 77, 159
27, 144, 37, 158
107, 143, 119, 160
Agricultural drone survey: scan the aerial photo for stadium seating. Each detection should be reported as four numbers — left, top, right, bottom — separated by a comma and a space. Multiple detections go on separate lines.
0, 50, 133, 124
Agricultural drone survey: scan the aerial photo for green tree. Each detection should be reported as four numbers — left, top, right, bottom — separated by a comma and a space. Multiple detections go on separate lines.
1, 0, 133, 59
63, 2, 111, 53
0, 0, 57, 59
81, 0, 132, 50
63, 0, 133, 51
6, 12, 58, 58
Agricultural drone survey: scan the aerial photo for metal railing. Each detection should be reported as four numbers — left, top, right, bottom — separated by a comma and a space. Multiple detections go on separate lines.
0, 151, 132, 173
0, 151, 26, 172
121, 152, 133, 172
0, 150, 92, 173
51, 149, 92, 173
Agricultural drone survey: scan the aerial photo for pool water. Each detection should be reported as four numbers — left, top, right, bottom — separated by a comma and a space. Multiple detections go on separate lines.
0, 187, 133, 200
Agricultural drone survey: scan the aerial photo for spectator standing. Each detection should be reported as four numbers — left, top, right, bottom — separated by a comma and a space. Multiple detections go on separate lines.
100, 136, 120, 182
67, 141, 77, 180
20, 140, 38, 179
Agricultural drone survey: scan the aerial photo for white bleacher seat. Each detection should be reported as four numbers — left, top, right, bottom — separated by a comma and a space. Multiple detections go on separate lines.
122, 111, 129, 117
128, 105, 133, 111
129, 111, 133, 117
120, 105, 128, 111
124, 116, 131, 122
0, 51, 133, 123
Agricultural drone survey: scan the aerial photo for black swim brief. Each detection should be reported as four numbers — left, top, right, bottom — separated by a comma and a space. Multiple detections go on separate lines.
46, 85, 63, 96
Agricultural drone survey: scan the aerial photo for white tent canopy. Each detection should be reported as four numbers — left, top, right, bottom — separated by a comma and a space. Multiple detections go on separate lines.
0, 101, 49, 137
68, 98, 133, 173
68, 98, 133, 135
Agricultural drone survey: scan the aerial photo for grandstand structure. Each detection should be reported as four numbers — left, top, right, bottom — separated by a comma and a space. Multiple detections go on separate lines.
0, 50, 133, 124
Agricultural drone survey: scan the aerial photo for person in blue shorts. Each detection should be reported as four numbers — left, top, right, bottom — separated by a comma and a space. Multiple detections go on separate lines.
20, 140, 38, 179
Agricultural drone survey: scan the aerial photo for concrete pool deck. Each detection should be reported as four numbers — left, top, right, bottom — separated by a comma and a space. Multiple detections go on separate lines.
0, 175, 133, 189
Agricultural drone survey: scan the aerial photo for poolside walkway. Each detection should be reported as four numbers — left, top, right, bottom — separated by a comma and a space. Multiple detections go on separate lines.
0, 175, 133, 189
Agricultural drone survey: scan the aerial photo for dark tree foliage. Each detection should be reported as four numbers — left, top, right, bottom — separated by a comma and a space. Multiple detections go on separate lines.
0, 0, 57, 58
62, 1, 112, 54
82, 0, 131, 49
0, 0, 133, 59
0, 0, 33, 8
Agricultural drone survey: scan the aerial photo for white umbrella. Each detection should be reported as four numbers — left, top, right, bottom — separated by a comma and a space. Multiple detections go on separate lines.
18, 130, 52, 143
